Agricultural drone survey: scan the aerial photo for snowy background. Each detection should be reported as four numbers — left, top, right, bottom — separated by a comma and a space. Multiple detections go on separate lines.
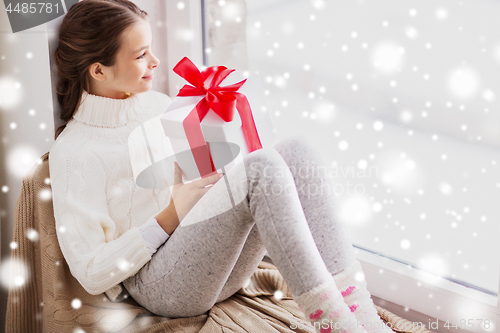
0, 0, 499, 328
242, 0, 500, 295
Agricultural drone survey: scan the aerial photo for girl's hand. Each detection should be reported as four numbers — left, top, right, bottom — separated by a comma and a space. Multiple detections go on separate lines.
169, 161, 224, 223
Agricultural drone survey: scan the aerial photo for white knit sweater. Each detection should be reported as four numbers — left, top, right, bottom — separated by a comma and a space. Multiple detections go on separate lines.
49, 89, 173, 302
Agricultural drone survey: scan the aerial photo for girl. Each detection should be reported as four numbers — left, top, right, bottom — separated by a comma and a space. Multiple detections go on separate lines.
49, 1, 393, 332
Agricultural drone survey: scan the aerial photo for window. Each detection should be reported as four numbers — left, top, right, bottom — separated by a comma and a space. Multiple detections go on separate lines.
201, 0, 500, 326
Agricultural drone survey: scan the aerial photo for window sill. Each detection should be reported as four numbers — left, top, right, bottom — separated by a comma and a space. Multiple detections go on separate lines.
356, 247, 499, 333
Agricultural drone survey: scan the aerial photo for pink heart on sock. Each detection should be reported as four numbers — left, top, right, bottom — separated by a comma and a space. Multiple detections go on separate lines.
320, 328, 333, 333
320, 288, 333, 300
309, 309, 323, 320
349, 303, 359, 312
342, 286, 356, 297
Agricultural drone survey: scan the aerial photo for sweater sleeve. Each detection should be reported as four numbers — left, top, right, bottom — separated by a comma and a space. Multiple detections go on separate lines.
138, 216, 170, 256
49, 151, 152, 296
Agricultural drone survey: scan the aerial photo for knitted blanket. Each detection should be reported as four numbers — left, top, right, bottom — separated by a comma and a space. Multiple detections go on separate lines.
5, 152, 432, 333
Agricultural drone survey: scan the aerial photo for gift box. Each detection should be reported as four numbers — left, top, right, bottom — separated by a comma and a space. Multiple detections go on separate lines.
160, 57, 276, 185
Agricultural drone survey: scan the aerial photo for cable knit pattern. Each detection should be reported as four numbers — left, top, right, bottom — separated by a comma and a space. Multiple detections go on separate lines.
49, 89, 173, 302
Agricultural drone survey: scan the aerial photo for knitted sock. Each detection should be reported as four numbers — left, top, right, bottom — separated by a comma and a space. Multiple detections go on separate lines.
332, 260, 394, 333
293, 275, 368, 333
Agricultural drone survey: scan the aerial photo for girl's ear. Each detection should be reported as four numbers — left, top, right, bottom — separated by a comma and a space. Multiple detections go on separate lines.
89, 63, 107, 81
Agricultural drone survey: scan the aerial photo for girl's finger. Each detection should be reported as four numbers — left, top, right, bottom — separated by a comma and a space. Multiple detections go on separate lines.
173, 162, 183, 185
196, 172, 224, 188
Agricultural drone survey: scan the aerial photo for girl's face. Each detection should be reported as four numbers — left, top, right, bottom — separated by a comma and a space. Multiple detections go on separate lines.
89, 19, 160, 99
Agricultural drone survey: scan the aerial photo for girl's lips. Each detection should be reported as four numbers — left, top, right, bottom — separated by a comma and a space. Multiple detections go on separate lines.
142, 74, 154, 80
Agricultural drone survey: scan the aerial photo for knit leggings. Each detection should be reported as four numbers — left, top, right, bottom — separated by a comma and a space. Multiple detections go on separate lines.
122, 135, 356, 318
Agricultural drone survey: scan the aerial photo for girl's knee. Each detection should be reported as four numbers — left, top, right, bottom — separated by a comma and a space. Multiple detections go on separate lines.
244, 147, 285, 171
274, 135, 315, 154
243, 148, 289, 182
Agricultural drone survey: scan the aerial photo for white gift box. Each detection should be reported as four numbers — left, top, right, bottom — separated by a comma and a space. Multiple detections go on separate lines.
160, 70, 276, 184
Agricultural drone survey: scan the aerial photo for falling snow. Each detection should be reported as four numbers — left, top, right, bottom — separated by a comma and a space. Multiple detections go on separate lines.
246, 0, 500, 293
71, 298, 82, 309
0, 2, 496, 326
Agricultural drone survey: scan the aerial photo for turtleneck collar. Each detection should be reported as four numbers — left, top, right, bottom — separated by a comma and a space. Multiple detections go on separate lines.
72, 90, 141, 128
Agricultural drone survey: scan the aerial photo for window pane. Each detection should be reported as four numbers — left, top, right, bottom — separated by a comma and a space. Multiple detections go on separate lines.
243, 0, 500, 294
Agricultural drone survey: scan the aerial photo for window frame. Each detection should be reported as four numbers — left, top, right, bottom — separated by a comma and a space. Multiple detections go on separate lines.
164, 0, 204, 96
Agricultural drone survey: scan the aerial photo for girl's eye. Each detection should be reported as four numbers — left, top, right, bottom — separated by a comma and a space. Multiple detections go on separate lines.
137, 52, 146, 59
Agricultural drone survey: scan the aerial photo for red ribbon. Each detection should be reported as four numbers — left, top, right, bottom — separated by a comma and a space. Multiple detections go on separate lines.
173, 57, 263, 178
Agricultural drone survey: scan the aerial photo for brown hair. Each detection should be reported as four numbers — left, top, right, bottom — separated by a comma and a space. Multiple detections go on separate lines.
53, 0, 148, 140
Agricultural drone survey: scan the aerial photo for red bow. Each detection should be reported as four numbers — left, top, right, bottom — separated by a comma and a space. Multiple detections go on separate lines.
173, 57, 263, 178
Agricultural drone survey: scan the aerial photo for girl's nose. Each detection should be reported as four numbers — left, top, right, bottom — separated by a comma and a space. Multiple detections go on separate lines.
150, 55, 160, 69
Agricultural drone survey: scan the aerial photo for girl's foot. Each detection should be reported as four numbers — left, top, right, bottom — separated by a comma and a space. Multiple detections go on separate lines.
293, 275, 368, 333
332, 260, 394, 333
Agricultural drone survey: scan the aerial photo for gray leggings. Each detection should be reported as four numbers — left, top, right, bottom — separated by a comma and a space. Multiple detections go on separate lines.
122, 135, 356, 318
